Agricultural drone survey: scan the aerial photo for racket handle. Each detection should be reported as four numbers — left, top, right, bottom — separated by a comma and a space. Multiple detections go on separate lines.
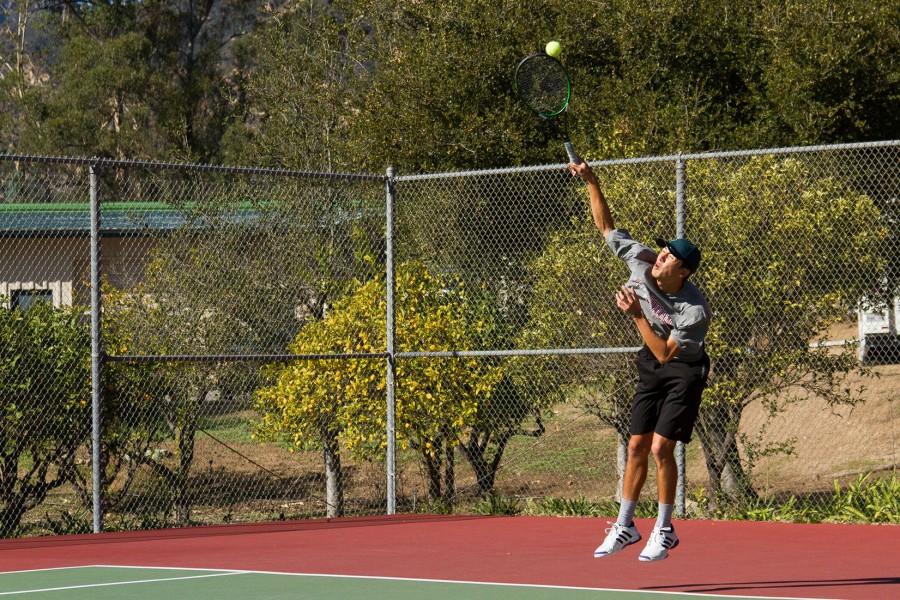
564, 142, 582, 165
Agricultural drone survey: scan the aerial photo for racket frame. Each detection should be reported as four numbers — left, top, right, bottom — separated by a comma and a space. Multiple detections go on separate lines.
513, 53, 572, 119
513, 53, 582, 164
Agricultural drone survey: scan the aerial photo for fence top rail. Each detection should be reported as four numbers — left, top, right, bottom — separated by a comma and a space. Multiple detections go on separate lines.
394, 139, 900, 182
0, 153, 386, 183
2, 139, 895, 183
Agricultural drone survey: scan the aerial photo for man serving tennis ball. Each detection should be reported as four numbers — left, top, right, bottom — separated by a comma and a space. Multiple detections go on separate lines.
569, 160, 711, 562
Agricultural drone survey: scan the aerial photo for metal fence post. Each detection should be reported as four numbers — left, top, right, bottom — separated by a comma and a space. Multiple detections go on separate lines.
89, 163, 104, 533
385, 167, 397, 515
674, 155, 686, 518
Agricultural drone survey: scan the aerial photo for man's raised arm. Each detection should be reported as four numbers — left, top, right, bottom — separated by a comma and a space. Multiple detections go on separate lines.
570, 162, 614, 236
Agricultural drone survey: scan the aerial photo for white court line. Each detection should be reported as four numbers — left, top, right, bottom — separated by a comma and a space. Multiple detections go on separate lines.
92, 565, 836, 600
0, 571, 244, 596
0, 567, 97, 576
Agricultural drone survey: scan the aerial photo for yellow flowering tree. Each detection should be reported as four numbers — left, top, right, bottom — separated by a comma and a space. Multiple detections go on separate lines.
255, 261, 503, 514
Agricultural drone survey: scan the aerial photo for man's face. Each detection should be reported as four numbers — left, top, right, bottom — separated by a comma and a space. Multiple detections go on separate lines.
651, 247, 686, 280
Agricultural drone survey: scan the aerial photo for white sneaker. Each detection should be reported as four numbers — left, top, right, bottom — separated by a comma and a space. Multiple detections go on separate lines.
638, 525, 679, 561
593, 522, 641, 558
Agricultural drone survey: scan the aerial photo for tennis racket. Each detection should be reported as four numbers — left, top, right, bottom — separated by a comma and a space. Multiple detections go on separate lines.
513, 52, 582, 165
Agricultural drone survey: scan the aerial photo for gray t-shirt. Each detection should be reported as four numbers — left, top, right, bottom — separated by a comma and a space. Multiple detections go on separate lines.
606, 228, 711, 362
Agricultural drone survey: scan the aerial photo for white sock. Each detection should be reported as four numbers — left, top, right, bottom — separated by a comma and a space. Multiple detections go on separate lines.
617, 499, 637, 526
656, 503, 673, 529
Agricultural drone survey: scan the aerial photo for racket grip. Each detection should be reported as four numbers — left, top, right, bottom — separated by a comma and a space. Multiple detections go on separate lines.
564, 142, 582, 165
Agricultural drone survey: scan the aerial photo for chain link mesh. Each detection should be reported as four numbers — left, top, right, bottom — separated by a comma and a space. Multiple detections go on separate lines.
683, 147, 899, 514
0, 160, 94, 536
393, 146, 899, 517
0, 143, 896, 537
102, 166, 388, 528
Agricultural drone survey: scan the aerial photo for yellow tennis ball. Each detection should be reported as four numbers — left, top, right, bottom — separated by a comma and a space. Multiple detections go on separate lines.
545, 41, 561, 58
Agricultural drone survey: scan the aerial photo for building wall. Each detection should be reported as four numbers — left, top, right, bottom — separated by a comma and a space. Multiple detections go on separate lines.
0, 236, 154, 307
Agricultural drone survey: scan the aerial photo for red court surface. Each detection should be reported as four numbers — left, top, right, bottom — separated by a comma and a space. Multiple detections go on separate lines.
1, 515, 897, 599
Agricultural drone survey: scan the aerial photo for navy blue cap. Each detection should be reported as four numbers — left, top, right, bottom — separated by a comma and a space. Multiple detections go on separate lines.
655, 237, 701, 273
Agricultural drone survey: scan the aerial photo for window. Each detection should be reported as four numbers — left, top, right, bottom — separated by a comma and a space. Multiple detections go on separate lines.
11, 289, 53, 311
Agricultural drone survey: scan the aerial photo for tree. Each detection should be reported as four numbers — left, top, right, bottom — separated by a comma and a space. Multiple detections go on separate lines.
519, 222, 638, 499
0, 299, 91, 536
686, 156, 886, 508
134, 0, 286, 161
5, 1, 896, 162
518, 156, 886, 508
147, 183, 383, 352
99, 269, 241, 526
754, 0, 900, 145
223, 0, 365, 171
0, 0, 59, 151
8, 0, 282, 161
57, 282, 202, 529
599, 0, 764, 152
4, 1, 173, 158
255, 262, 504, 512
87, 160, 382, 523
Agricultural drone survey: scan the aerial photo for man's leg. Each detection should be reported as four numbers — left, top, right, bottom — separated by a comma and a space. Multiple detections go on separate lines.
637, 435, 681, 562
616, 433, 653, 525
651, 433, 678, 527
650, 358, 706, 525
651, 434, 677, 503
638, 358, 706, 562
596, 349, 659, 558
594, 433, 652, 557
621, 433, 653, 510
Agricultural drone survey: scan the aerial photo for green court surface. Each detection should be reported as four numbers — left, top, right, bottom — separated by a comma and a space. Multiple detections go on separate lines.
0, 566, 819, 599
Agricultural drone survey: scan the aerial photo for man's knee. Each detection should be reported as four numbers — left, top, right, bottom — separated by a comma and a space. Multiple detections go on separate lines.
627, 434, 653, 460
650, 435, 677, 463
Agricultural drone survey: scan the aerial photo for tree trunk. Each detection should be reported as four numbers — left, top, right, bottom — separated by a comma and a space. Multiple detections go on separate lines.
442, 439, 455, 506
697, 424, 725, 512
0, 494, 28, 538
424, 448, 442, 502
174, 397, 199, 526
616, 432, 628, 502
0, 467, 63, 538
696, 401, 757, 512
722, 436, 758, 501
322, 430, 344, 518
460, 432, 494, 497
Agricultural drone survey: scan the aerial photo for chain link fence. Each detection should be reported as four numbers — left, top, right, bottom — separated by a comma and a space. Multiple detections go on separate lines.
0, 141, 897, 537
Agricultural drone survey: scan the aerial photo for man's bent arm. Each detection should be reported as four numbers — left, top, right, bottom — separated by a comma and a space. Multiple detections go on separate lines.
632, 315, 681, 363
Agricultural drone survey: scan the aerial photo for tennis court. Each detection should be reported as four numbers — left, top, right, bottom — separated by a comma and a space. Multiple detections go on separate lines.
1, 515, 896, 599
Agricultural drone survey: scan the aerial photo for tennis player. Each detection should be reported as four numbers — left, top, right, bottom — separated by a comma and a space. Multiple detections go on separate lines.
569, 161, 711, 561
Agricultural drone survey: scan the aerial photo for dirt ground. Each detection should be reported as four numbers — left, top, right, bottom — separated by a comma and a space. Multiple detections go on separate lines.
733, 320, 898, 495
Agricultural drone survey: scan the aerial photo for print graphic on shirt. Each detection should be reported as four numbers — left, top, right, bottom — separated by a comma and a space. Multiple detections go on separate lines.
649, 294, 674, 326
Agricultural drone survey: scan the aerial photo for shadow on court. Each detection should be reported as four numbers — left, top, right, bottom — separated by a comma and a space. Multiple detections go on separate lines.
643, 576, 900, 594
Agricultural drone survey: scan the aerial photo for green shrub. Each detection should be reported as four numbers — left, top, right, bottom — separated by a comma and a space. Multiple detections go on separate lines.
710, 473, 899, 524
473, 493, 521, 516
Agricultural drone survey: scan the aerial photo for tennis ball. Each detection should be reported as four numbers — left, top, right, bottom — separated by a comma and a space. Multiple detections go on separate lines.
545, 40, 562, 58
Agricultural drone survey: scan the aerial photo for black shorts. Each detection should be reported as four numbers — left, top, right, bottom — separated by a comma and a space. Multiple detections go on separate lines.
630, 347, 710, 443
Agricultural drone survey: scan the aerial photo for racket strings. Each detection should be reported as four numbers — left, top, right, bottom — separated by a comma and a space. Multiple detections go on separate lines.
515, 56, 570, 117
